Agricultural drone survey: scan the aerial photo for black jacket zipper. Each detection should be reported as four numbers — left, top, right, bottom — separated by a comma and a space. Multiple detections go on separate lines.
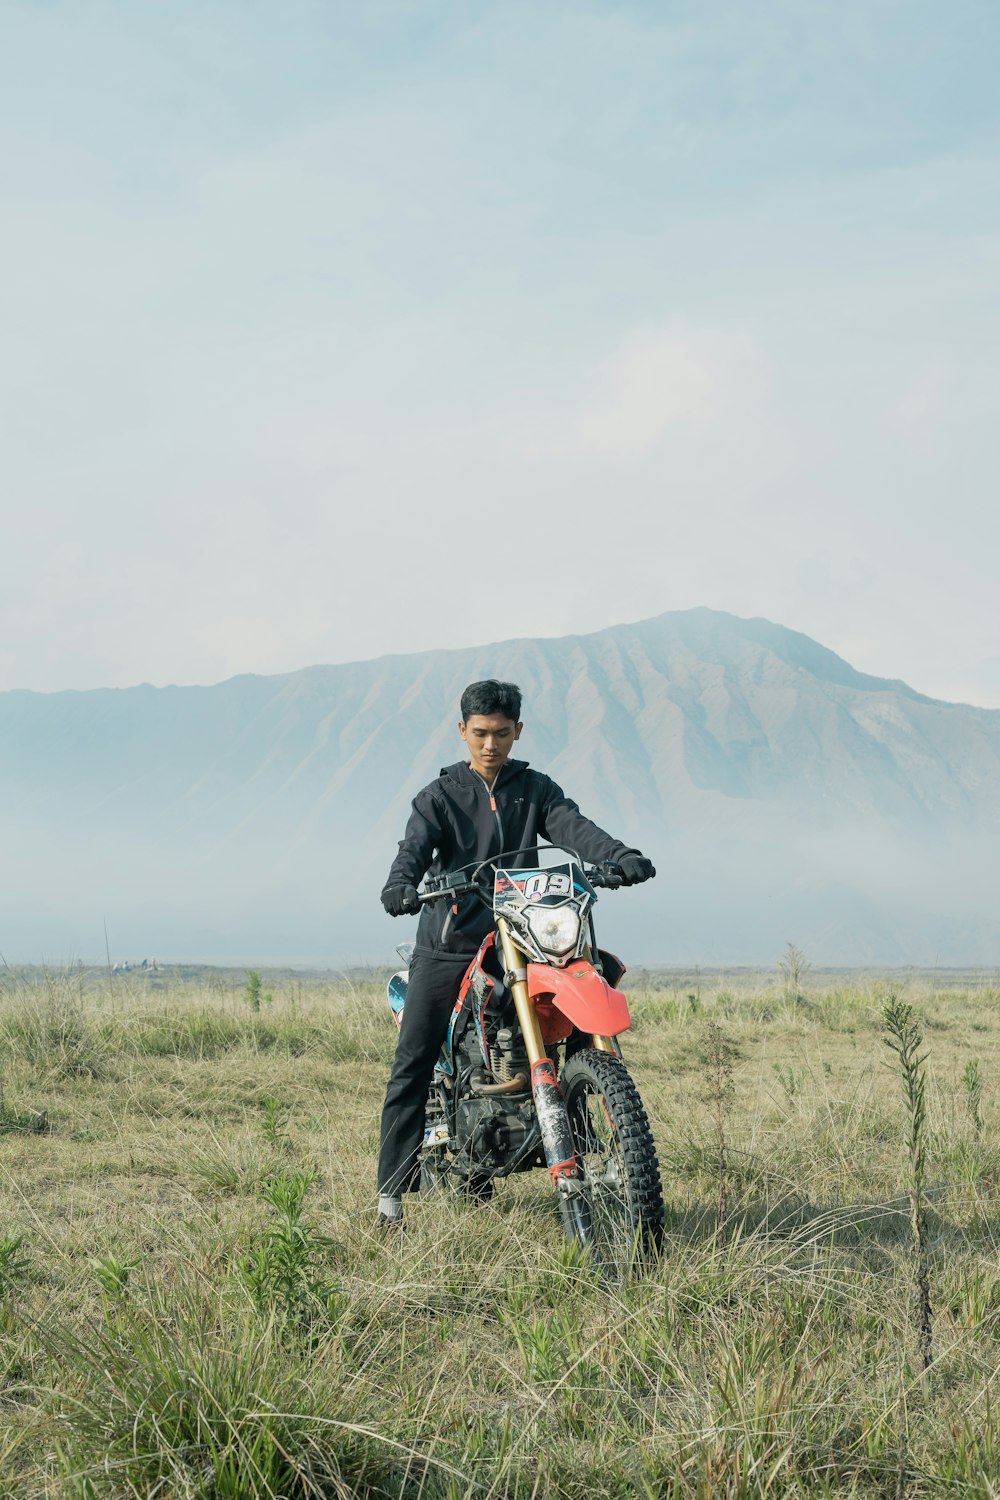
477, 766, 505, 854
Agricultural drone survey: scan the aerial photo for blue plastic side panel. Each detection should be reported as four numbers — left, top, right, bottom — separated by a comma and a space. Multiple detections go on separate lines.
386, 967, 457, 1076
438, 998, 466, 1077
387, 971, 407, 1029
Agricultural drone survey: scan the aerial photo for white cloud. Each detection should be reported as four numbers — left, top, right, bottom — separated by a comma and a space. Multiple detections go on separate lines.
535, 322, 758, 459
887, 365, 950, 436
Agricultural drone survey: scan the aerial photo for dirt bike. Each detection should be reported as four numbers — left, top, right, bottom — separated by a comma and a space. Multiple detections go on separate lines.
386, 845, 664, 1266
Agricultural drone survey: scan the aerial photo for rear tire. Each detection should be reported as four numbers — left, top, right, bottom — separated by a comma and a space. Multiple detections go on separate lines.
559, 1049, 664, 1265
421, 1159, 495, 1201
419, 1082, 449, 1194
419, 1153, 443, 1194
418, 1082, 494, 1203
465, 1172, 494, 1202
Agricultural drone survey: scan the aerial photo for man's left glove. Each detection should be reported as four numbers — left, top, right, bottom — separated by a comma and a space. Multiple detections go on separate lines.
381, 882, 421, 917
617, 853, 656, 886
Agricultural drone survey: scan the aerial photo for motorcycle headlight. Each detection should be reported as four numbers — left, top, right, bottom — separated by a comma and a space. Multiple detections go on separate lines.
525, 905, 581, 957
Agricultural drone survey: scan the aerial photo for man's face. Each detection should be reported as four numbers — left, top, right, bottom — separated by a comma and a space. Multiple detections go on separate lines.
459, 713, 522, 781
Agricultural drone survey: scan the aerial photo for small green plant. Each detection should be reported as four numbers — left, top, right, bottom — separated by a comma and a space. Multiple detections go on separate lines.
772, 1062, 804, 1102
962, 1057, 984, 1139
242, 970, 274, 1012
243, 970, 262, 1011
0, 1235, 31, 1297
259, 1094, 290, 1146
91, 1253, 140, 1300
778, 941, 810, 1002
507, 1308, 581, 1383
882, 996, 933, 1374
687, 992, 700, 1015
238, 1171, 340, 1332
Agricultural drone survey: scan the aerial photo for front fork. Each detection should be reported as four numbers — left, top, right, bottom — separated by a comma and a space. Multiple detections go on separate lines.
496, 917, 580, 1185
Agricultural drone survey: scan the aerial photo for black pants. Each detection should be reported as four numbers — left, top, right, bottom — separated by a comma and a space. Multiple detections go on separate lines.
377, 952, 468, 1198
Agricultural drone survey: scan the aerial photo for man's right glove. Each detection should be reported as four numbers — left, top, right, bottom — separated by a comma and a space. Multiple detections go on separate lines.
381, 882, 421, 917
617, 853, 656, 886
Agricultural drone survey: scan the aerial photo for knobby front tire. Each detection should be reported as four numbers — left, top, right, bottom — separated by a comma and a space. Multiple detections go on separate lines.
559, 1049, 664, 1266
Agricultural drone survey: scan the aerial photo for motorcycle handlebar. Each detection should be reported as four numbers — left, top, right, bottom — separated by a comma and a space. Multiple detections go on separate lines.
418, 861, 627, 904
417, 879, 477, 906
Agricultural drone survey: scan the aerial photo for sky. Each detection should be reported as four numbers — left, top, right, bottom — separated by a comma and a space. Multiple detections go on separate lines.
2, 0, 999, 706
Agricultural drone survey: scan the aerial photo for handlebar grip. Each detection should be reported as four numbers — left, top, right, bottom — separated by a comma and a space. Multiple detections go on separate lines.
418, 880, 474, 905
419, 876, 461, 900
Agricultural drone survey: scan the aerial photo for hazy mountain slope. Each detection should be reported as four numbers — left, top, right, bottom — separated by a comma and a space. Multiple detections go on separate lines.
2, 609, 998, 964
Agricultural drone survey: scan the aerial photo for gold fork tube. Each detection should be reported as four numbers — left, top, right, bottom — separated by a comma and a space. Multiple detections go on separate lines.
497, 917, 578, 1181
496, 917, 547, 1067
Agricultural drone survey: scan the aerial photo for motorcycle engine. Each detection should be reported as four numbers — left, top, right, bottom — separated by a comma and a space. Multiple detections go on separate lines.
455, 1093, 536, 1172
450, 1017, 538, 1173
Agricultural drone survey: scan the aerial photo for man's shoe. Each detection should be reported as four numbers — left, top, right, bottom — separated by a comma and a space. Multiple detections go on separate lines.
376, 1211, 406, 1235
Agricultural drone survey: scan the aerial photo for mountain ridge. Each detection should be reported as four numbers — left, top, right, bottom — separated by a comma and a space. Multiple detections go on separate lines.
0, 606, 957, 706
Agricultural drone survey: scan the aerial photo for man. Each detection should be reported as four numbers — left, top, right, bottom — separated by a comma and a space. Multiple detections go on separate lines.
377, 678, 655, 1229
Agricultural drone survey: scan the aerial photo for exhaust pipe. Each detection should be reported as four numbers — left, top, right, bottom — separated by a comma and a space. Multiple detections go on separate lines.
469, 1069, 529, 1096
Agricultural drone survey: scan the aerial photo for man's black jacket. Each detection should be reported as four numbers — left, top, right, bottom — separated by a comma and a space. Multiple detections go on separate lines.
381, 758, 636, 961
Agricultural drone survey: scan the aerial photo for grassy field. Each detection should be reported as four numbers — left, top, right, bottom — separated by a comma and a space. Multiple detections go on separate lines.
3, 963, 1000, 1497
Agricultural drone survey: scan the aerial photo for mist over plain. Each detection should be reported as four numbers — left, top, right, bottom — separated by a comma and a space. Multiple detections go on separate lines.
3, 608, 998, 969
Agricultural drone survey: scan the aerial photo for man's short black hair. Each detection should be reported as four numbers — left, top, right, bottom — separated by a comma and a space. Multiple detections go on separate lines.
460, 679, 522, 722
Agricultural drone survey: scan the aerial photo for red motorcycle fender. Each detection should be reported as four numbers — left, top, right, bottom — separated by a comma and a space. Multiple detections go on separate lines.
526, 961, 631, 1037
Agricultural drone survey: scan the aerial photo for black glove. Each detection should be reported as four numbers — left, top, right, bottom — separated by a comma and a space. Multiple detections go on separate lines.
381, 882, 421, 917
617, 853, 656, 886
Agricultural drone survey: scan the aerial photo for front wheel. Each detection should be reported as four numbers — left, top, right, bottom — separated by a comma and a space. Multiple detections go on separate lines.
559, 1049, 664, 1265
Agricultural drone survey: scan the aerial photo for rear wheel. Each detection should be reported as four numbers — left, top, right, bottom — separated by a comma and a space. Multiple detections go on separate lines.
419, 1153, 443, 1194
421, 1158, 495, 1201
418, 1082, 494, 1203
458, 1171, 495, 1203
559, 1049, 664, 1265
419, 1083, 448, 1195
